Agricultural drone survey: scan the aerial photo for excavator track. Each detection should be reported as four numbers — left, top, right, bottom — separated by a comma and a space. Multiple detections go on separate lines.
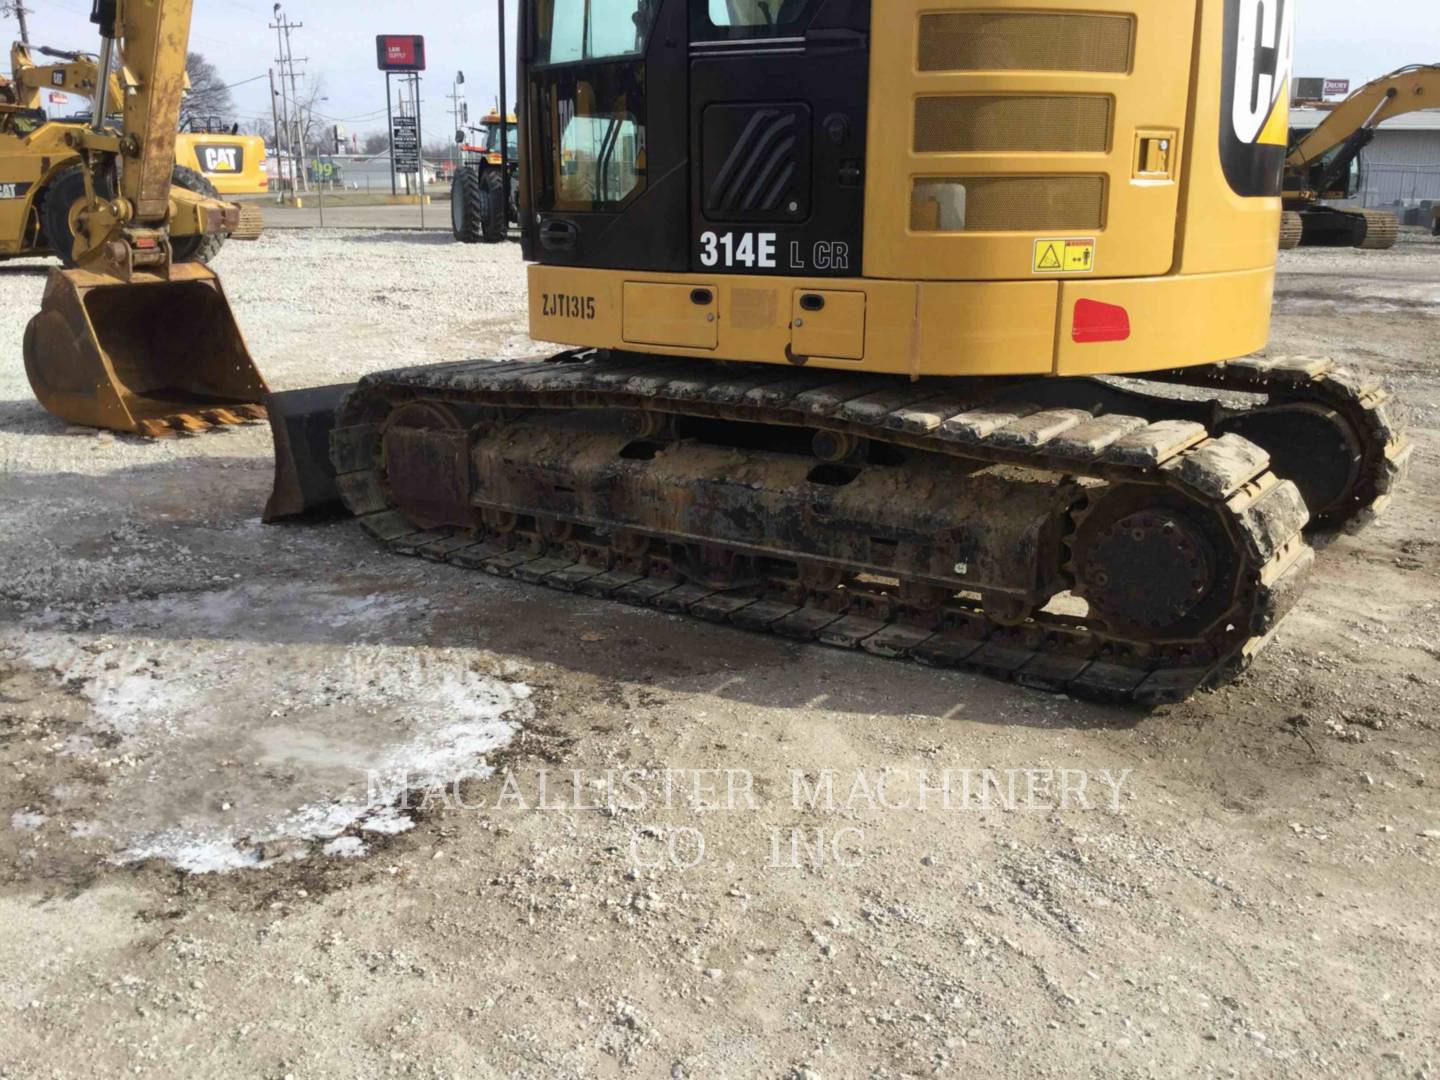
328, 352, 1334, 707
1279, 211, 1304, 251
1356, 209, 1400, 251
1149, 355, 1412, 527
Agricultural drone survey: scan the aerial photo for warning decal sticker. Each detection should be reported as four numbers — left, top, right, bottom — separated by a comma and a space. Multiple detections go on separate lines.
1032, 238, 1096, 274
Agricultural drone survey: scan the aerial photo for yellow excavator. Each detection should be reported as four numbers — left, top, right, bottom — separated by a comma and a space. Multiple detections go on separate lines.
261, 0, 1409, 705
24, 2, 1400, 703
1281, 64, 1440, 250
19, 0, 266, 437
1, 41, 264, 265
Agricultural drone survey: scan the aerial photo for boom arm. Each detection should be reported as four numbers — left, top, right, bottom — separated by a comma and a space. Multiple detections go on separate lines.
59, 0, 220, 272
1287, 64, 1440, 167
9, 42, 124, 113
104, 0, 192, 225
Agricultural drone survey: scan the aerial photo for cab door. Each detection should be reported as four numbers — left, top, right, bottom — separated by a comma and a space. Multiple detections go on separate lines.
864, 0, 1198, 282
522, 0, 691, 271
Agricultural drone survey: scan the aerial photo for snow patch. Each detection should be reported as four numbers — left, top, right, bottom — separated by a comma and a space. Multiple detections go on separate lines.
0, 584, 532, 874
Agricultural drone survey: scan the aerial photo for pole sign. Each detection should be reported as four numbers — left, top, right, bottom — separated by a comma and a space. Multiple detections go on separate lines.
377, 35, 426, 72
392, 115, 420, 173
1323, 78, 1351, 99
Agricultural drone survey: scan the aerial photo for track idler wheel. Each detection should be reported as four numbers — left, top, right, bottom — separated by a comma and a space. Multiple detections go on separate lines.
1219, 403, 1363, 524
382, 401, 475, 531
1071, 487, 1237, 641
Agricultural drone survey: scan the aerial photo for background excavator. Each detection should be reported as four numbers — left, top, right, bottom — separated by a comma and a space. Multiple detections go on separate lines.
18, 0, 267, 438
0, 40, 263, 269
1281, 63, 1440, 250
264, 0, 1408, 706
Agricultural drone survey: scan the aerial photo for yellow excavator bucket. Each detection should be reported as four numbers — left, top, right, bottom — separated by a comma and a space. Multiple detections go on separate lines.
22, 262, 269, 437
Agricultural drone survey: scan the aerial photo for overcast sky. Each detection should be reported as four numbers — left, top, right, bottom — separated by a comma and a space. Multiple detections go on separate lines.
8, 0, 1438, 145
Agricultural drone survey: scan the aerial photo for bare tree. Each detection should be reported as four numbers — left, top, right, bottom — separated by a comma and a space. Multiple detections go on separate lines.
1, 2, 31, 45
290, 77, 329, 155
362, 131, 390, 156
182, 53, 237, 130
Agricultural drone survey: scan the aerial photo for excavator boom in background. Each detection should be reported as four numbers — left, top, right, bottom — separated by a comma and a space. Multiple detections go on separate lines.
18, 0, 266, 437
1, 40, 264, 270
1281, 64, 1440, 250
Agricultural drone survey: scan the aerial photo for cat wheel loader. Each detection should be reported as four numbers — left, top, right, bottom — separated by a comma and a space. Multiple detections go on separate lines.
0, 40, 263, 270
270, 0, 1410, 705
18, 1, 267, 438
1281, 64, 1440, 250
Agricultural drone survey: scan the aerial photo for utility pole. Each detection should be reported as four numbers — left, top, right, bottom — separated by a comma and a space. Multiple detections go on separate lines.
269, 5, 309, 194
498, 0, 509, 195
448, 70, 466, 169
4, 2, 31, 45
268, 68, 285, 203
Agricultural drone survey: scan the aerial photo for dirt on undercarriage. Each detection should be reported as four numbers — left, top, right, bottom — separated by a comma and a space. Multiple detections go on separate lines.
0, 230, 1437, 1078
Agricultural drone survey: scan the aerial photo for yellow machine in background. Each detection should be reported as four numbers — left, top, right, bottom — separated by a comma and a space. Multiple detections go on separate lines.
286, 0, 1408, 704
3, 41, 120, 109
176, 119, 270, 197
20, 0, 266, 438
451, 110, 519, 243
0, 39, 263, 268
1281, 64, 1440, 250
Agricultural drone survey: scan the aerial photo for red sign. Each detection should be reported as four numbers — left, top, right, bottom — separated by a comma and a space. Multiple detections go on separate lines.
376, 35, 426, 72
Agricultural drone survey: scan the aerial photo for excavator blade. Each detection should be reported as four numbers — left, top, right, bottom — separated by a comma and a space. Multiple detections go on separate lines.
262, 383, 354, 523
22, 262, 268, 437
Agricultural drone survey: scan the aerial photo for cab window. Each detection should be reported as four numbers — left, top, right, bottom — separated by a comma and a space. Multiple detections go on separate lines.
697, 0, 815, 34
535, 0, 660, 65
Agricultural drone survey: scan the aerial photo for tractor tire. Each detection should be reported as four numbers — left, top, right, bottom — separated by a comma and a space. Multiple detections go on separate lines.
451, 166, 485, 243
478, 167, 508, 243
168, 165, 226, 265
41, 165, 114, 268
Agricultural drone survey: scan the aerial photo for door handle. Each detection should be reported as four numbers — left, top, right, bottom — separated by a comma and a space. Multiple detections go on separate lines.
540, 219, 578, 252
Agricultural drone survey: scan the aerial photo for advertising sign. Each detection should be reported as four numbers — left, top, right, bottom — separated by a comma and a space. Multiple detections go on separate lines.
377, 35, 426, 72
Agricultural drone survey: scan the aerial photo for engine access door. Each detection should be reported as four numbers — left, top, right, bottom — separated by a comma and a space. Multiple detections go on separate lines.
689, 0, 871, 278
864, 0, 1199, 282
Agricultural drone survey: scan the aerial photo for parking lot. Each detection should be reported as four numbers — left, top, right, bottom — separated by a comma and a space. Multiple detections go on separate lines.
1, 229, 1438, 1077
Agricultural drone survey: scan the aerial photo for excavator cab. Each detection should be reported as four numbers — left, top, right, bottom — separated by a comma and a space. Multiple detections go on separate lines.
19, 0, 267, 437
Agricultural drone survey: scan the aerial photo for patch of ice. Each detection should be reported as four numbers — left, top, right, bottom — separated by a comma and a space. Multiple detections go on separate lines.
11, 811, 49, 832
324, 836, 366, 858
359, 807, 415, 835
0, 585, 532, 874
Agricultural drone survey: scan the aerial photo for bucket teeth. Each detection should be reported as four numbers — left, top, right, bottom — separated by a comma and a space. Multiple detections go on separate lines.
128, 406, 270, 439
170, 413, 214, 435
136, 419, 178, 439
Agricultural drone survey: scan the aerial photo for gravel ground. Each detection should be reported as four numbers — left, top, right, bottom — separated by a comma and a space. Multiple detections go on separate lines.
1, 229, 1438, 1078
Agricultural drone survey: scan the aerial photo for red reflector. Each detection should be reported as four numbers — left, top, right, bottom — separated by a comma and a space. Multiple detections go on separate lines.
1072, 299, 1131, 344
135, 237, 158, 249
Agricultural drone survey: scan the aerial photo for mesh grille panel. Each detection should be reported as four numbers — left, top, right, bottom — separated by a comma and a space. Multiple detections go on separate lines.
918, 13, 1134, 73
911, 176, 1106, 233
914, 95, 1112, 153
